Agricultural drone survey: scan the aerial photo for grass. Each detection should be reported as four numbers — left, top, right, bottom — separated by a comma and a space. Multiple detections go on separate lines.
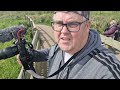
0, 11, 120, 79
0, 57, 21, 79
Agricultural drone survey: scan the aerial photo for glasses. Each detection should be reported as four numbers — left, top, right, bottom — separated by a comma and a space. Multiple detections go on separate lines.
51, 20, 86, 32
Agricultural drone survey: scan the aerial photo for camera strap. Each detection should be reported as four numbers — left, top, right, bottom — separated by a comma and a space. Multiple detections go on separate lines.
47, 49, 82, 78
47, 48, 105, 79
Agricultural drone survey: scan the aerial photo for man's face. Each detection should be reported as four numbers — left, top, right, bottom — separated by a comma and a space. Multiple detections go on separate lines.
52, 12, 90, 54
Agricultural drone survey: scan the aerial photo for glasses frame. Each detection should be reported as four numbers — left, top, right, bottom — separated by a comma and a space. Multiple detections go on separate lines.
51, 20, 87, 32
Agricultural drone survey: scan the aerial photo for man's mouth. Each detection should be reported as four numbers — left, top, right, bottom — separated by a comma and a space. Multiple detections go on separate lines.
61, 37, 70, 41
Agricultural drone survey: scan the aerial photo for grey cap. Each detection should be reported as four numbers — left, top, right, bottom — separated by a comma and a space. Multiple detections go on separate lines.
54, 11, 90, 20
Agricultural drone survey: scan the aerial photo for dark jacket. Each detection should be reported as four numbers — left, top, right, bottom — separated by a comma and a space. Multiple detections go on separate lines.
103, 25, 118, 37
31, 29, 120, 79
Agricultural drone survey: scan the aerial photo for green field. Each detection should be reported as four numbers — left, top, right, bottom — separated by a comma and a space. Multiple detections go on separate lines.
0, 11, 120, 79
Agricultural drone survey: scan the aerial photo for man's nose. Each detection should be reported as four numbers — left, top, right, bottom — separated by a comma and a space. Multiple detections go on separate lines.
61, 25, 69, 33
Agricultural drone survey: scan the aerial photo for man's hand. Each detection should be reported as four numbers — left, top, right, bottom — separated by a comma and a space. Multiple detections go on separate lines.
16, 54, 22, 65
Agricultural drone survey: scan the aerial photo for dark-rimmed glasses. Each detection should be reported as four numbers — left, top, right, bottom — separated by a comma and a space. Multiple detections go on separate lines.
51, 20, 87, 32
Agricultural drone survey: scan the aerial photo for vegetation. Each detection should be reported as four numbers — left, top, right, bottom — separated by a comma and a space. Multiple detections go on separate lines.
0, 11, 120, 79
90, 11, 120, 33
29, 11, 120, 34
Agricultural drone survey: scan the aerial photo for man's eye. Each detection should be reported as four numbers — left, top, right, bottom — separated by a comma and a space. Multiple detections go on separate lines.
68, 23, 79, 28
54, 23, 63, 26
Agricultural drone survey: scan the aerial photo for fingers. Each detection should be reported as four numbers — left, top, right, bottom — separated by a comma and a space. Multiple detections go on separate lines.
16, 54, 22, 65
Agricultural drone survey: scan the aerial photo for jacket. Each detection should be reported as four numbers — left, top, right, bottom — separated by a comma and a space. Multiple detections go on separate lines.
31, 29, 120, 79
103, 25, 118, 37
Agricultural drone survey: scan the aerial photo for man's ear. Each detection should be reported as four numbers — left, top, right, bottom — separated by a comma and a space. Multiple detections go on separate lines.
86, 20, 91, 28
84, 20, 91, 33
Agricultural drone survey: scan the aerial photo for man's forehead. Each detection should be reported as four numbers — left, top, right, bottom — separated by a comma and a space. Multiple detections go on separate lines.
53, 12, 83, 22
54, 11, 81, 15
53, 11, 90, 20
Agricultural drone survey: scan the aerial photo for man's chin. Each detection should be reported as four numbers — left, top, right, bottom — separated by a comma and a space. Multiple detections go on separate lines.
60, 46, 71, 52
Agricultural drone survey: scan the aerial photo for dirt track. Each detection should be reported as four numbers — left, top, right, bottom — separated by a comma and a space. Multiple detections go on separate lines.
35, 24, 56, 49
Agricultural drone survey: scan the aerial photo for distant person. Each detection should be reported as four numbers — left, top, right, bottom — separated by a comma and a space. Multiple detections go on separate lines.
103, 20, 118, 39
110, 20, 117, 27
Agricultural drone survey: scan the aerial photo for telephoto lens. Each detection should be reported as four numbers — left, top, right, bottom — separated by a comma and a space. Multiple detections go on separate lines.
0, 45, 19, 60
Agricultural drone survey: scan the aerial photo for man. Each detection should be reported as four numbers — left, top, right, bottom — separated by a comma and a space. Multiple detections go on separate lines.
17, 11, 120, 79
